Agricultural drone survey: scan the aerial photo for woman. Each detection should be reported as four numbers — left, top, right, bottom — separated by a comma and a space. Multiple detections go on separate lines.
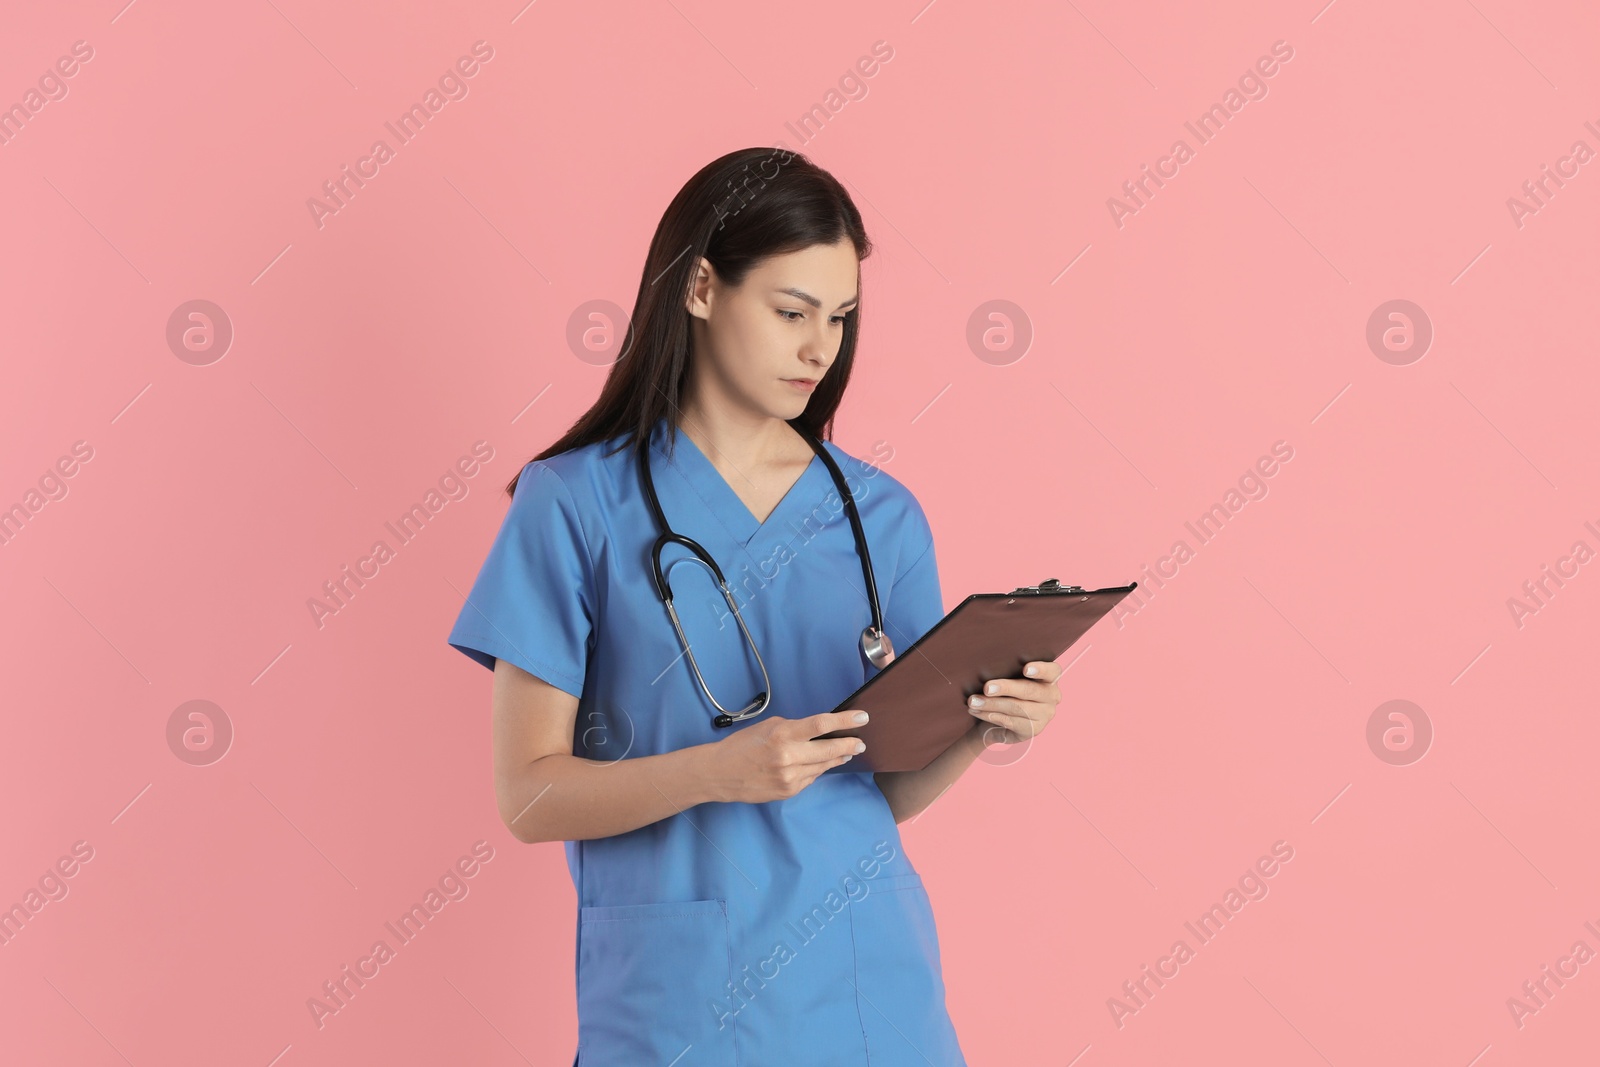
448, 146, 1064, 1065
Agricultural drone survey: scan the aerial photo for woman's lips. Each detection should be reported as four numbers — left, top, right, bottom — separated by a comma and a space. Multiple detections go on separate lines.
783, 378, 818, 391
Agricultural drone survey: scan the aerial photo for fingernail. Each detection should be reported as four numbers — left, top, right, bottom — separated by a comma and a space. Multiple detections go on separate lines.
1025, 665, 1038, 676
853, 711, 869, 724
855, 741, 866, 753
970, 696, 985, 708
842, 754, 853, 762
986, 682, 1000, 695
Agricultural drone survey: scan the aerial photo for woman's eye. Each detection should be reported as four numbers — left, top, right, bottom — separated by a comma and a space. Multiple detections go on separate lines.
778, 309, 849, 325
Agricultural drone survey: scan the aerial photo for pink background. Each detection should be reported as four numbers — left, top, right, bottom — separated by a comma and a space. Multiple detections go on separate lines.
3, 0, 1597, 1063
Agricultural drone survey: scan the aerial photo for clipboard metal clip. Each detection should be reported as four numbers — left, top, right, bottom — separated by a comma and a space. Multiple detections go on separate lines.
1009, 577, 1085, 596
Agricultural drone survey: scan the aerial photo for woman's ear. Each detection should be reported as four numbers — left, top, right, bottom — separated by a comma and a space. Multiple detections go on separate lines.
684, 257, 715, 321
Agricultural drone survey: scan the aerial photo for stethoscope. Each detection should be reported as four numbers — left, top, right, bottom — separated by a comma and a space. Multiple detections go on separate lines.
637, 421, 894, 728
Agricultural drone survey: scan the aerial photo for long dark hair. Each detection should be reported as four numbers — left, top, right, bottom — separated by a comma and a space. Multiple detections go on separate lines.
505, 146, 872, 497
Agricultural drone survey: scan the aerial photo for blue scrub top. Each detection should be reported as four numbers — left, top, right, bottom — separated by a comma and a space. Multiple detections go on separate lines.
448, 415, 967, 1065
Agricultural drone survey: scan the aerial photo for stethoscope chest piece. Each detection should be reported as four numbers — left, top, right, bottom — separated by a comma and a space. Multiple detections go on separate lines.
861, 626, 894, 670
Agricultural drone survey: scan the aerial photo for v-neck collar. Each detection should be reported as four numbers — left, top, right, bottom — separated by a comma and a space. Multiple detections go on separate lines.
649, 417, 827, 549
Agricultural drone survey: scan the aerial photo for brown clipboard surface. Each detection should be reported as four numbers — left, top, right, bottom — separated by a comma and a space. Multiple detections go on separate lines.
820, 578, 1139, 773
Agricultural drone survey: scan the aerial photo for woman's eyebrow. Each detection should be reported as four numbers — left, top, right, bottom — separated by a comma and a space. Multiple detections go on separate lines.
774, 287, 860, 310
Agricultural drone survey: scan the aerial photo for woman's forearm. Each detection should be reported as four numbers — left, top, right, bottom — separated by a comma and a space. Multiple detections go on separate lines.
874, 722, 988, 823
501, 744, 718, 844
503, 720, 992, 841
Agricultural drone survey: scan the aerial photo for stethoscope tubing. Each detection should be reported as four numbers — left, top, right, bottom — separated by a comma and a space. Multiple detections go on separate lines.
636, 421, 889, 727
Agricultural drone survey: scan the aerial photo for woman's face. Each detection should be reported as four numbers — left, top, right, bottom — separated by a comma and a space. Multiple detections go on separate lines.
684, 239, 860, 422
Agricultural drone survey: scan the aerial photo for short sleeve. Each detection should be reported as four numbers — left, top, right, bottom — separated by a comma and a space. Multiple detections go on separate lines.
881, 499, 943, 655
447, 463, 595, 698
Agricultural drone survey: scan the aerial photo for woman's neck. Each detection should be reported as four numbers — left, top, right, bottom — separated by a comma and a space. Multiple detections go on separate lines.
676, 400, 807, 475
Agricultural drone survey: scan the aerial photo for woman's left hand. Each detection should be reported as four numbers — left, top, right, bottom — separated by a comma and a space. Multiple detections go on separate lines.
966, 660, 1063, 746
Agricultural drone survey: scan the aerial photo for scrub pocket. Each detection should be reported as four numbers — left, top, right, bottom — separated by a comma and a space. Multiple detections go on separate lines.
848, 873, 965, 1065
576, 897, 739, 1065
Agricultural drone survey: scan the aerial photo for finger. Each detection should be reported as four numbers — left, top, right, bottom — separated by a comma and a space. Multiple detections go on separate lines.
795, 735, 867, 765
968, 695, 1043, 722
789, 734, 860, 767
1023, 660, 1064, 683
977, 675, 1058, 704
800, 708, 869, 739
967, 693, 1041, 718
800, 748, 858, 785
971, 708, 1037, 737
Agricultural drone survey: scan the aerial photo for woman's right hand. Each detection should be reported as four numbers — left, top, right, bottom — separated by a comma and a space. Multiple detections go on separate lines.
696, 709, 870, 804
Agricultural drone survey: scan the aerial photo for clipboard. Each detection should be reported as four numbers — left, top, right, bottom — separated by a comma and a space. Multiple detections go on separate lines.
820, 577, 1139, 773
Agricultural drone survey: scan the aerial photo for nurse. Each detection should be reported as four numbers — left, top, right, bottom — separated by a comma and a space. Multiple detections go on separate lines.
448, 146, 1065, 1065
